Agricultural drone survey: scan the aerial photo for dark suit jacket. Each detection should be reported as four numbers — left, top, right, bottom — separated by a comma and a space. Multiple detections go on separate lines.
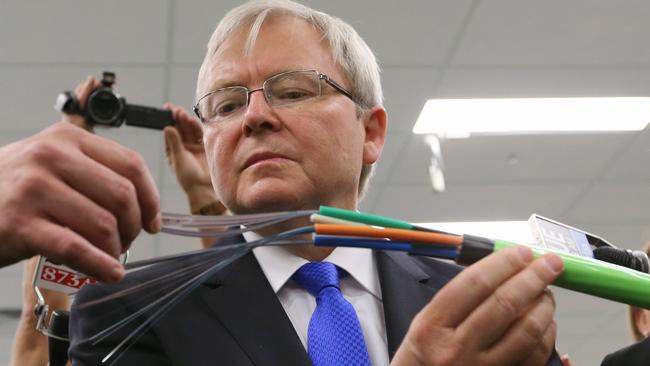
69, 239, 561, 365
601, 337, 650, 366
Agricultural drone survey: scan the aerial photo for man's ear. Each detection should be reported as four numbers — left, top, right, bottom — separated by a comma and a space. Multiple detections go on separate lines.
634, 307, 650, 337
361, 106, 387, 165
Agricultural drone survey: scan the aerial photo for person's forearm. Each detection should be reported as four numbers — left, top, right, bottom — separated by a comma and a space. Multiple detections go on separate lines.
11, 311, 48, 366
12, 258, 72, 366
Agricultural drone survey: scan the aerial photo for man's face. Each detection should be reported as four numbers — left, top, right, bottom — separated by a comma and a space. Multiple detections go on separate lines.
201, 16, 385, 214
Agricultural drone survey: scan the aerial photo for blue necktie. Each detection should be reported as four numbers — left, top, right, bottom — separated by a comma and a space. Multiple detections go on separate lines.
292, 261, 372, 366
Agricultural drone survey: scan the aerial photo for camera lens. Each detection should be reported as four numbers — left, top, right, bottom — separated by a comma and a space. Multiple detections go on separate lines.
89, 90, 121, 122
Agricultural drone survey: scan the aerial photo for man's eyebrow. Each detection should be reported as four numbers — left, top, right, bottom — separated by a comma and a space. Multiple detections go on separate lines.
207, 78, 244, 91
206, 66, 315, 91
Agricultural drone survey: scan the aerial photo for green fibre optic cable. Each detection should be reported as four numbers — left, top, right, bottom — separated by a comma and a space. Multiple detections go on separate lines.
318, 206, 450, 234
319, 206, 413, 229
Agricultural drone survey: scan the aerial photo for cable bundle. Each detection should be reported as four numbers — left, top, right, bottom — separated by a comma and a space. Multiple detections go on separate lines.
75, 206, 650, 364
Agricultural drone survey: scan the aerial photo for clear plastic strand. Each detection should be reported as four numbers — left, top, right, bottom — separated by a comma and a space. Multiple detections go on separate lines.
88, 250, 234, 344
88, 227, 315, 364
123, 240, 255, 270
123, 229, 313, 271
90, 245, 247, 347
161, 210, 316, 228
160, 214, 307, 238
78, 248, 234, 309
171, 211, 310, 227
85, 231, 314, 312
101, 247, 249, 364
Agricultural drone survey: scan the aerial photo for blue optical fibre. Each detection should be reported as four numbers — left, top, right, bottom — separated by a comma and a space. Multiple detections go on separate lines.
314, 235, 459, 259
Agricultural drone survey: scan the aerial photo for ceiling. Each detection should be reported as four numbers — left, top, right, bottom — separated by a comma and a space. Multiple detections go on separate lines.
1, 0, 649, 363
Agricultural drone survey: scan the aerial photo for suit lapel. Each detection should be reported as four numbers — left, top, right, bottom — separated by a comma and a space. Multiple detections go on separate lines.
196, 239, 311, 366
377, 251, 452, 360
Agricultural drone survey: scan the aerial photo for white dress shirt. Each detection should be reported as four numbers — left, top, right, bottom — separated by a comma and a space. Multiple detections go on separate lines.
249, 231, 390, 366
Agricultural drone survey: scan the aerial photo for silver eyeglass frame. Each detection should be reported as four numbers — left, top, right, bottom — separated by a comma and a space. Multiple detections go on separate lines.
193, 69, 358, 123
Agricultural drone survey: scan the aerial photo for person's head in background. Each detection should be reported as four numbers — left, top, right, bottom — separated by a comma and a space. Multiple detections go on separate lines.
629, 242, 650, 341
193, 0, 387, 215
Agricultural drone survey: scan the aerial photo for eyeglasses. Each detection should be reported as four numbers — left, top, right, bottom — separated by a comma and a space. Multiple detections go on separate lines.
193, 70, 358, 124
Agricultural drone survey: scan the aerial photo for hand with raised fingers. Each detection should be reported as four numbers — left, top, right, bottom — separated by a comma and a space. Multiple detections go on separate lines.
392, 246, 564, 366
163, 102, 225, 216
0, 122, 161, 283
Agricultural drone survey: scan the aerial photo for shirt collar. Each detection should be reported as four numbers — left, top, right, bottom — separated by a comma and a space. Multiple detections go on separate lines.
248, 231, 382, 300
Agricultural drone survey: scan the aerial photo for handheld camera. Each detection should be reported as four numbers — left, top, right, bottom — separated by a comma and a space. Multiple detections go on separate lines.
54, 71, 174, 130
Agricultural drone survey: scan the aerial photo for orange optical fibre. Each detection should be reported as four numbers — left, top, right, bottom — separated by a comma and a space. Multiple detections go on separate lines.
314, 224, 462, 246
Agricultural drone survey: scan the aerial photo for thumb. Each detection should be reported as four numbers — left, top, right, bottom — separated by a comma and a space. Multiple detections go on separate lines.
63, 114, 94, 132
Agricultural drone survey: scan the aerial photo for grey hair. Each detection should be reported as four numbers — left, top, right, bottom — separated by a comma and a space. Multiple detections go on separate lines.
196, 0, 383, 200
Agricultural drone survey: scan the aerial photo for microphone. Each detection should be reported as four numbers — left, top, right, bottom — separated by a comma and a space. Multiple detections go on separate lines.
593, 247, 650, 273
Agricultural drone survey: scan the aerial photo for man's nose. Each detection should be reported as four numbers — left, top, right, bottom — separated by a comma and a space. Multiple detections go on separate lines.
241, 89, 281, 136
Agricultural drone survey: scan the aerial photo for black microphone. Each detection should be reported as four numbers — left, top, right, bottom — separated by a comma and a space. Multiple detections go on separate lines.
593, 247, 650, 273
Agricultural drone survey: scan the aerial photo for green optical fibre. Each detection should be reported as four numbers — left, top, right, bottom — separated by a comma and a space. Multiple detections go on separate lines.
319, 206, 413, 230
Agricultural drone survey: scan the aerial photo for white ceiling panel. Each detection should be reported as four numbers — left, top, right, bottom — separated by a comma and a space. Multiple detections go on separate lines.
0, 268, 23, 308
0, 67, 166, 132
453, 0, 650, 66
568, 339, 630, 366
175, 0, 473, 66
0, 1, 169, 64
162, 160, 183, 190
374, 183, 585, 222
359, 182, 382, 213
382, 67, 440, 133
162, 66, 203, 188
309, 0, 474, 66
442, 134, 634, 184
0, 131, 33, 145
553, 287, 626, 320
564, 183, 650, 224
161, 186, 193, 215
553, 294, 628, 363
96, 128, 166, 194
0, 262, 22, 277
600, 127, 650, 183
383, 134, 430, 185
371, 132, 409, 185
558, 315, 630, 366
169, 65, 202, 112
437, 67, 650, 98
388, 133, 632, 185
172, 0, 244, 64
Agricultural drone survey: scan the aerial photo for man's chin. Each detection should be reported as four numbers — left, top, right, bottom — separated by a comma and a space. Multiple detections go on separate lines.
231, 187, 316, 214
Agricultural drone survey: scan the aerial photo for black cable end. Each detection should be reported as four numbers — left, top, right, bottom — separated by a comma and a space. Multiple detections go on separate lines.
457, 235, 495, 265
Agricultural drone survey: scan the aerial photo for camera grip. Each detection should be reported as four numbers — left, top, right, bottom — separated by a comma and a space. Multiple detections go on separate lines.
124, 104, 175, 130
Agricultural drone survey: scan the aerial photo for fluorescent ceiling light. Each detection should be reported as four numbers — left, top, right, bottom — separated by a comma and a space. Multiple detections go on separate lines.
417, 221, 533, 245
413, 97, 650, 136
